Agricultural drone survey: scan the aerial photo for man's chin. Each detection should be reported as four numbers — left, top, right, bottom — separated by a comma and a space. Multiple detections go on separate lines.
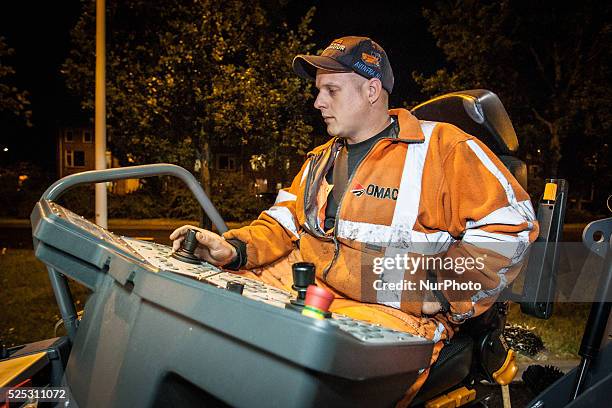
326, 125, 345, 138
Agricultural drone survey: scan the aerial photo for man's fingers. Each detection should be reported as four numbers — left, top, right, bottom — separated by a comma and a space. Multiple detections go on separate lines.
169, 224, 197, 240
169, 226, 231, 265
194, 246, 217, 265
195, 231, 236, 264
422, 301, 442, 315
195, 230, 224, 250
172, 236, 184, 252
195, 230, 212, 247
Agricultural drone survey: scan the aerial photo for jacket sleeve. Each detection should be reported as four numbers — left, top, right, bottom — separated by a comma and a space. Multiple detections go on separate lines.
434, 135, 539, 322
222, 160, 309, 269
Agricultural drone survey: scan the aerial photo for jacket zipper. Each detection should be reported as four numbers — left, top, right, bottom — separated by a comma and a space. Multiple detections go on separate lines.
321, 138, 385, 281
302, 151, 331, 239
321, 135, 422, 281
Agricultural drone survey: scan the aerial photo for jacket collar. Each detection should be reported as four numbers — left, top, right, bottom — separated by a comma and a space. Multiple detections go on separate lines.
308, 108, 424, 156
388, 108, 424, 142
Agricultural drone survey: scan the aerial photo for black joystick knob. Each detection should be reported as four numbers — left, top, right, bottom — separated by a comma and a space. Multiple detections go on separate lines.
285, 262, 316, 312
171, 229, 202, 264
292, 262, 316, 289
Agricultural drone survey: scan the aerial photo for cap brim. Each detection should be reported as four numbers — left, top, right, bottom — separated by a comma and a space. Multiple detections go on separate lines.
292, 55, 352, 80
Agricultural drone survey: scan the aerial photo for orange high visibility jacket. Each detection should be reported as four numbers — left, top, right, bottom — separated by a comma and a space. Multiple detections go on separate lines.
224, 108, 539, 321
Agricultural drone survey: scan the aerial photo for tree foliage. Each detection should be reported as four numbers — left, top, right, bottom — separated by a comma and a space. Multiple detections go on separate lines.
414, 1, 611, 205
0, 36, 31, 127
0, 162, 52, 218
62, 0, 316, 183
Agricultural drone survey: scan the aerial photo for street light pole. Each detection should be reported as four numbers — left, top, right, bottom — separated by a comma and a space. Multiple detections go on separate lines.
95, 0, 107, 228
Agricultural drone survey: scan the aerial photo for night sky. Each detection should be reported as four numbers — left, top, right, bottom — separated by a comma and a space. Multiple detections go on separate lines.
1, 1, 82, 171
0, 1, 441, 173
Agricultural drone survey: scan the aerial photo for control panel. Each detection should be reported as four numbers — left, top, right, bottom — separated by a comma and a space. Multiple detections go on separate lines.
125, 238, 293, 309
31, 198, 434, 407
123, 238, 420, 344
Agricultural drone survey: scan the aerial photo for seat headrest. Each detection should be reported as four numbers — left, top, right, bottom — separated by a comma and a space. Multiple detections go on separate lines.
410, 89, 518, 155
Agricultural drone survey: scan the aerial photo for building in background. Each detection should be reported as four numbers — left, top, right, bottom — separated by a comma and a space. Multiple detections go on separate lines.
57, 125, 291, 199
57, 126, 139, 194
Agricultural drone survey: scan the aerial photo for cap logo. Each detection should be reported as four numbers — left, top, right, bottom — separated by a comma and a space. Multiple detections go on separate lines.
326, 42, 346, 52
353, 60, 382, 79
361, 52, 381, 67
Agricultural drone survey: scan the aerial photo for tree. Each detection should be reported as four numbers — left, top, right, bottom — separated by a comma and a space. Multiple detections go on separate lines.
0, 36, 31, 127
413, 1, 611, 207
0, 162, 52, 218
62, 0, 317, 211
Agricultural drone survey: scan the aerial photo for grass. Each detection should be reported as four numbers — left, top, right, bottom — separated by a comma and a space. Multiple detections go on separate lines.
507, 302, 589, 359
1, 249, 588, 359
0, 249, 90, 347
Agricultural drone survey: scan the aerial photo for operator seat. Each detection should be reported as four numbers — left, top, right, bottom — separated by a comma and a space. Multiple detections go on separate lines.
410, 89, 527, 404
411, 89, 527, 191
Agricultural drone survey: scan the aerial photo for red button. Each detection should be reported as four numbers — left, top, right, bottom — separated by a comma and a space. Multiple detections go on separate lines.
304, 285, 334, 312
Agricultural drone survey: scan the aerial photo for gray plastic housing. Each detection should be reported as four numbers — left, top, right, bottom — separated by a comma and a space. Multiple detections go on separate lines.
31, 199, 434, 407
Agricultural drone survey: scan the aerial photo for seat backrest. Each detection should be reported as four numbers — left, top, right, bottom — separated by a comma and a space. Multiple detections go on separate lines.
411, 89, 518, 155
411, 89, 528, 190
498, 155, 528, 192
411, 89, 527, 190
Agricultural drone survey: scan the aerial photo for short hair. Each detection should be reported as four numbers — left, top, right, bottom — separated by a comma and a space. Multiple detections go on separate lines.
352, 75, 389, 108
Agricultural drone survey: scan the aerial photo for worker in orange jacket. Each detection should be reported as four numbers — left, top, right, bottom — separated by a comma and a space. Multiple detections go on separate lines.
171, 36, 539, 405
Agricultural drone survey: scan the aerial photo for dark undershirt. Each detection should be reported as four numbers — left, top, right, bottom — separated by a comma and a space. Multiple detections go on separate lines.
324, 119, 398, 231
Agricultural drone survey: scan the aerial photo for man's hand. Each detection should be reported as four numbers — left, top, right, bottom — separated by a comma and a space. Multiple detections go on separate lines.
169, 225, 237, 266
421, 301, 442, 315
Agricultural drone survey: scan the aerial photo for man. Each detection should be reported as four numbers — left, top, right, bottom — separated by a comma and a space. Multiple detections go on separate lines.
171, 36, 538, 405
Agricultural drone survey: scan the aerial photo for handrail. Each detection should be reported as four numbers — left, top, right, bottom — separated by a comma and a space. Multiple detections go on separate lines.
38, 164, 228, 343
42, 163, 227, 233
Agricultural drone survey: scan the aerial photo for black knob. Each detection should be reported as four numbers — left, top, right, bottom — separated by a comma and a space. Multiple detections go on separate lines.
226, 281, 245, 295
171, 228, 202, 264
183, 229, 199, 253
292, 262, 316, 290
285, 262, 316, 312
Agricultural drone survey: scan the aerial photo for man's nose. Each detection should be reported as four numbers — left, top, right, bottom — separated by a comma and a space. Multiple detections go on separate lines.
314, 92, 326, 110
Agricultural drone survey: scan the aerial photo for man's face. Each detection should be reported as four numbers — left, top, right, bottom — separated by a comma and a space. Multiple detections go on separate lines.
314, 70, 370, 138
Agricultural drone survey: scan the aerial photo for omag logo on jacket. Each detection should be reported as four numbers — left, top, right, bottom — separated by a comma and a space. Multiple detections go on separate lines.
350, 183, 366, 197
351, 183, 399, 200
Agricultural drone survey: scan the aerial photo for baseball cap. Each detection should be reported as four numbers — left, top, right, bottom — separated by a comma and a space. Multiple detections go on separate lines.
293, 36, 394, 94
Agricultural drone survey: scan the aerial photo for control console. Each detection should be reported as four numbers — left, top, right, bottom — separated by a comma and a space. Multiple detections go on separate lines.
125, 237, 421, 344
31, 199, 434, 407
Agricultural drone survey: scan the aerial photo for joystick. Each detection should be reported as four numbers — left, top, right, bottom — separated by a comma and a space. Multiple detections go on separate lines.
171, 229, 202, 264
285, 262, 316, 312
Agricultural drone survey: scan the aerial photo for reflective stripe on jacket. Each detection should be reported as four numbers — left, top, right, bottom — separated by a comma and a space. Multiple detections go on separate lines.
224, 108, 539, 320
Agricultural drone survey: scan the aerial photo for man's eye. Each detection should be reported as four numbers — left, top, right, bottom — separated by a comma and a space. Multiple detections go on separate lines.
329, 89, 337, 95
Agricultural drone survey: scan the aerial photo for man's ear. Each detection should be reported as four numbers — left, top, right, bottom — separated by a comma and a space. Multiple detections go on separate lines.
368, 78, 383, 104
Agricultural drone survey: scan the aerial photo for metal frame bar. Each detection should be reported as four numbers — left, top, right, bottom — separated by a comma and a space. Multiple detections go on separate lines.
39, 163, 228, 342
